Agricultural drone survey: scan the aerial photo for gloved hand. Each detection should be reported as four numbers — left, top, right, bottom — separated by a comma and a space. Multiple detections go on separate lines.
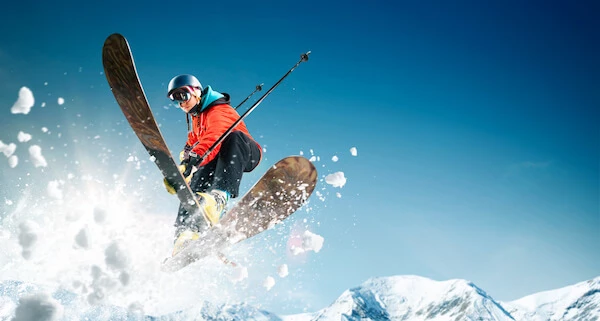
179, 144, 193, 163
165, 145, 198, 195
181, 152, 202, 177
163, 164, 191, 195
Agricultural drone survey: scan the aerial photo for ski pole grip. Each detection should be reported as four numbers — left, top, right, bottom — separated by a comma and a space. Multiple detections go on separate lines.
183, 152, 203, 177
301, 51, 311, 62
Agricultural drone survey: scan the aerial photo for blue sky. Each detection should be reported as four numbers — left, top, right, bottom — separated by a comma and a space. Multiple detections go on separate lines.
0, 0, 598, 315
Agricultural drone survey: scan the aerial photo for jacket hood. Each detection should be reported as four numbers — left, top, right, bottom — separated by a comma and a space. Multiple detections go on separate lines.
200, 86, 231, 111
187, 86, 230, 116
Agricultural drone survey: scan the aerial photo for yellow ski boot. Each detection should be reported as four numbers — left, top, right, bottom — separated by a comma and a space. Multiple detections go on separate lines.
195, 190, 229, 225
172, 230, 199, 256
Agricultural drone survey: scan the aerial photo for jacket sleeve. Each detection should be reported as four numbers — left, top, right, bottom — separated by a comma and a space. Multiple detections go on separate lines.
186, 131, 198, 148
191, 105, 239, 166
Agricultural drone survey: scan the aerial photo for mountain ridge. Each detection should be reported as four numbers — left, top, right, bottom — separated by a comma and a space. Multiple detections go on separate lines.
1, 275, 598, 320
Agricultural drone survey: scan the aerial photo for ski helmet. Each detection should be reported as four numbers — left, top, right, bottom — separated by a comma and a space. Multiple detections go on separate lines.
167, 74, 203, 97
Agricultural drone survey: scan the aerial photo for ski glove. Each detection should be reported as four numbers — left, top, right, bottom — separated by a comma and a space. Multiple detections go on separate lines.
163, 164, 192, 195
179, 144, 193, 163
181, 152, 202, 177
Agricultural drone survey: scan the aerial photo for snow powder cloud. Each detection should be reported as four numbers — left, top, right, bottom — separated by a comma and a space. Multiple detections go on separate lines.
230, 266, 249, 283
47, 180, 64, 200
0, 296, 16, 318
325, 171, 347, 188
28, 145, 47, 167
11, 87, 35, 114
93, 207, 107, 224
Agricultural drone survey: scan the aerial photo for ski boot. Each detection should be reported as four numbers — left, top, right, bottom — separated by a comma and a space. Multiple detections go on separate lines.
172, 229, 200, 256
196, 189, 229, 225
171, 190, 229, 256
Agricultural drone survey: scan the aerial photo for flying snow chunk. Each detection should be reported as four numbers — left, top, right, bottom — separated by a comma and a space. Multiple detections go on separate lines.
75, 228, 89, 248
332, 155, 339, 162
291, 231, 325, 255
105, 242, 129, 270
292, 230, 325, 255
0, 141, 16, 157
41, 127, 48, 133
8, 155, 18, 168
230, 266, 249, 283
93, 207, 107, 224
12, 293, 64, 321
57, 97, 65, 105
18, 131, 32, 142
19, 220, 39, 259
41, 102, 46, 107
47, 180, 63, 200
350, 147, 358, 156
325, 171, 346, 188
302, 230, 324, 253
29, 145, 47, 167
11, 87, 35, 114
264, 276, 276, 291
278, 264, 289, 278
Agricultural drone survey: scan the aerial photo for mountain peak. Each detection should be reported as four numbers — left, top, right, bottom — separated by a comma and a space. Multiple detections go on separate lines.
504, 276, 600, 321
309, 275, 514, 321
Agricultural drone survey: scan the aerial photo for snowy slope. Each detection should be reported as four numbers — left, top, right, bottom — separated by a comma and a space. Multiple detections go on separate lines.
503, 276, 600, 321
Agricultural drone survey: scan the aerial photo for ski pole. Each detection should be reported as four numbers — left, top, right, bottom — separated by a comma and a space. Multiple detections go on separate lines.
235, 83, 264, 110
197, 51, 311, 165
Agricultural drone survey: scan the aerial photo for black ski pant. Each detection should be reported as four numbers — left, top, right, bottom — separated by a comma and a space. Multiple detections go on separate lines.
174, 131, 261, 233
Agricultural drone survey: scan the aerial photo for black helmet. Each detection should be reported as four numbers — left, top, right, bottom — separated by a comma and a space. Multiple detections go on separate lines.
167, 74, 202, 97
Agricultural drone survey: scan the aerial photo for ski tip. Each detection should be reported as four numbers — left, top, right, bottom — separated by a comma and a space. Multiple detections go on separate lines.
105, 33, 125, 42
103, 33, 129, 49
108, 32, 125, 39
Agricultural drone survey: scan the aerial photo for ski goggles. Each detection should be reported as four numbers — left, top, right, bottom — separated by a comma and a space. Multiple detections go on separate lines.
169, 86, 195, 103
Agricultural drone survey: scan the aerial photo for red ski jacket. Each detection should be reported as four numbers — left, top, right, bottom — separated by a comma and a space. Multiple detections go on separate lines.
186, 103, 261, 167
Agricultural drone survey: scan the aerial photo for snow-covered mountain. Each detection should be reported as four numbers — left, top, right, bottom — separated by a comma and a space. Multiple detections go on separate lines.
503, 276, 600, 321
286, 275, 600, 321
1, 275, 598, 320
288, 275, 514, 321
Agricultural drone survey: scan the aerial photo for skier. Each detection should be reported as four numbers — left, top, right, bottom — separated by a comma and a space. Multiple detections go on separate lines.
163, 74, 262, 254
